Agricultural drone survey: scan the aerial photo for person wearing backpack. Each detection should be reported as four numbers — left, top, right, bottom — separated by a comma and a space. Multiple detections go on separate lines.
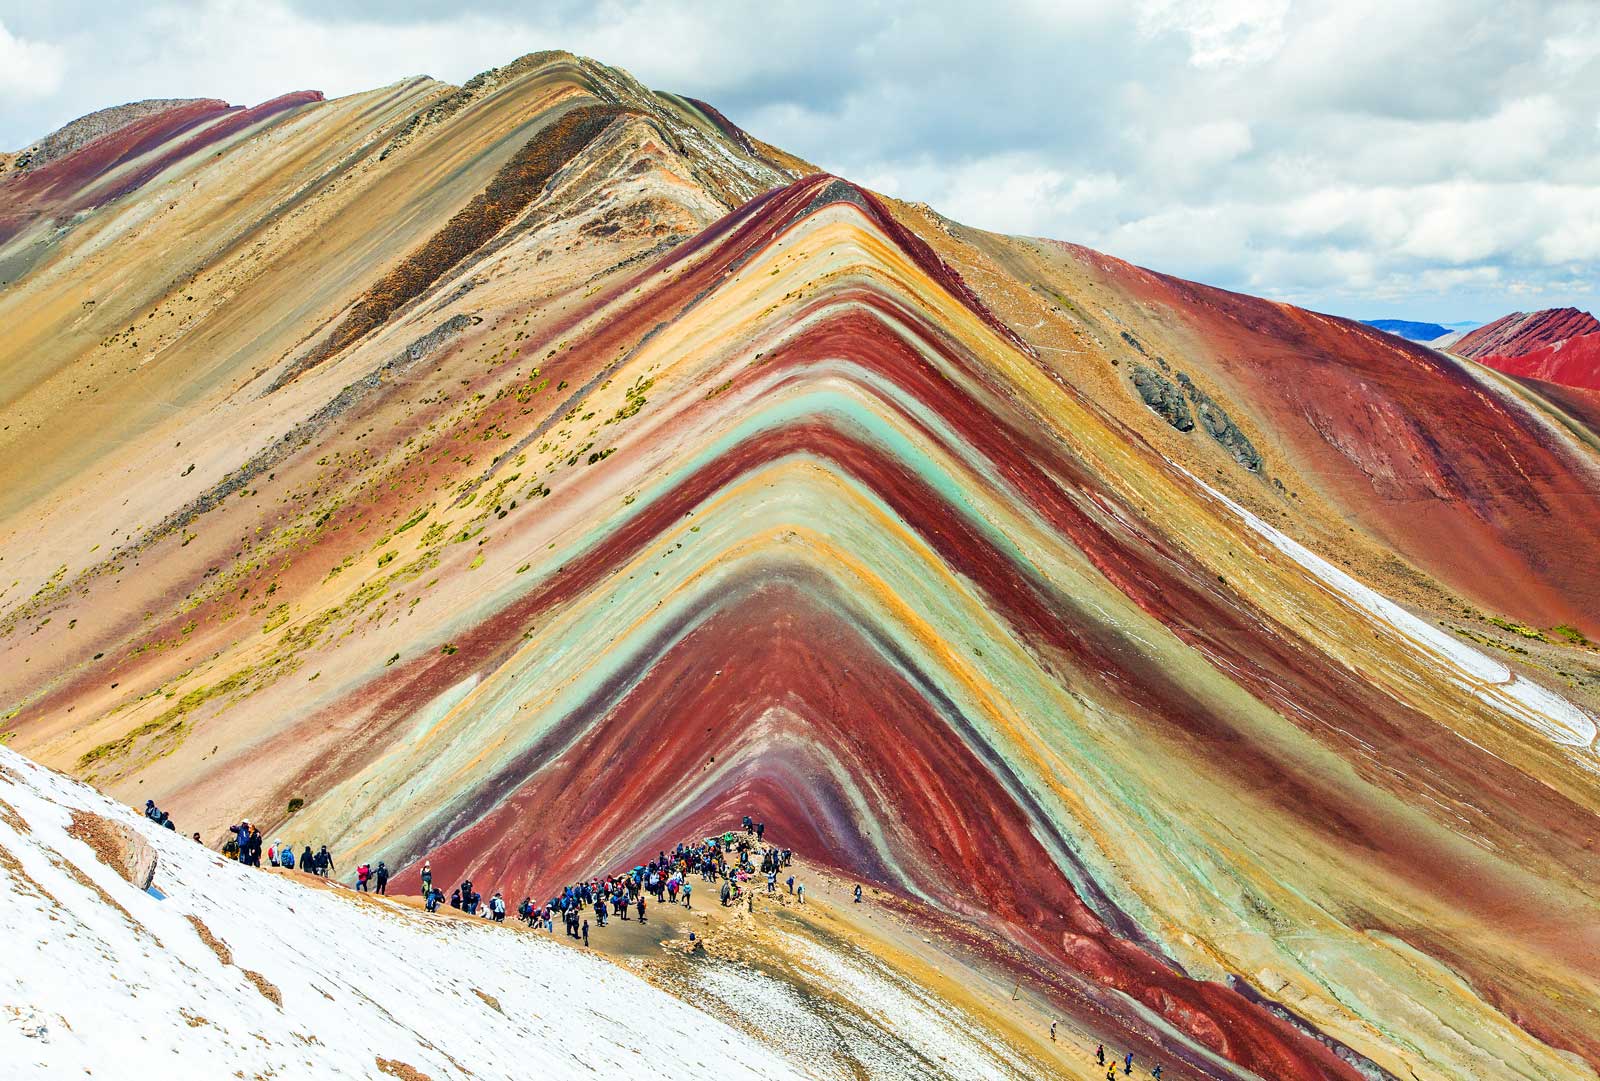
301, 844, 315, 873
356, 864, 370, 891
374, 861, 388, 895
280, 843, 295, 871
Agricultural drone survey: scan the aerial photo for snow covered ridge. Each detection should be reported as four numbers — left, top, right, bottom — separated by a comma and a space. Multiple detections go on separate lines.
1191, 476, 1598, 753
0, 746, 806, 1080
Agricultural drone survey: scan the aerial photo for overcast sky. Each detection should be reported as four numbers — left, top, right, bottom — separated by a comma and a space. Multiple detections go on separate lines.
3, 0, 1597, 323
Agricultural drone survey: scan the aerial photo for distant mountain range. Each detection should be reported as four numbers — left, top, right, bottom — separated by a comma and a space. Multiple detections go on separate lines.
1361, 318, 1456, 341
1361, 318, 1490, 342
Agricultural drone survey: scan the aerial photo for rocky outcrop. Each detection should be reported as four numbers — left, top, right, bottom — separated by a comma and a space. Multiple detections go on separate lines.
66, 809, 156, 891
1130, 364, 1263, 471
1130, 364, 1194, 431
6, 99, 209, 173
1177, 372, 1263, 472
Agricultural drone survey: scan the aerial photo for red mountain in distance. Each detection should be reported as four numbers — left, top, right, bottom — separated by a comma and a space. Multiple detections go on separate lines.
1478, 332, 1600, 393
1454, 307, 1600, 360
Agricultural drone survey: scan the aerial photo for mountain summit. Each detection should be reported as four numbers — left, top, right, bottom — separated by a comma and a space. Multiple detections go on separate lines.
2, 51, 1598, 1081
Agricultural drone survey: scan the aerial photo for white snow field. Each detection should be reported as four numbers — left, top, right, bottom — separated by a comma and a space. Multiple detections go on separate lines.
0, 746, 807, 1080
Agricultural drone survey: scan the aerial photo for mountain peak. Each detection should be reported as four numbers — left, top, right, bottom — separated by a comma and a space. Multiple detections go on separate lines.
1453, 306, 1600, 360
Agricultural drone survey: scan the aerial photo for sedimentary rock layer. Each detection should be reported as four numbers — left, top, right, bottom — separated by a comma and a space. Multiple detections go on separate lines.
1454, 307, 1600, 360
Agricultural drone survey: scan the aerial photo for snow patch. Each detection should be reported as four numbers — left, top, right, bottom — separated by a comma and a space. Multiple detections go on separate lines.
0, 747, 807, 1079
1191, 476, 1598, 751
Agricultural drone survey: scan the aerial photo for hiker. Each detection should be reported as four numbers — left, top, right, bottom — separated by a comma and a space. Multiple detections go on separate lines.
720, 882, 731, 907
767, 869, 777, 894
160, 812, 176, 831
421, 861, 433, 896
853, 884, 863, 903
756, 822, 765, 841
786, 875, 794, 894
450, 888, 462, 909
191, 832, 202, 844
1152, 1067, 1162, 1080
232, 822, 250, 862
374, 861, 388, 895
266, 841, 278, 867
425, 887, 442, 913
1124, 1052, 1133, 1075
316, 845, 333, 878
681, 881, 691, 908
491, 892, 505, 922
581, 919, 589, 947
636, 895, 646, 923
144, 799, 159, 821
301, 844, 315, 873
1050, 1021, 1057, 1042
356, 864, 370, 892
796, 883, 804, 904
1097, 1045, 1105, 1066
278, 841, 294, 870
742, 815, 753, 833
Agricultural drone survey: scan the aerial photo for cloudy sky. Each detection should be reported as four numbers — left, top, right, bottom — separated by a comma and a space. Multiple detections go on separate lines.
2, 0, 1596, 323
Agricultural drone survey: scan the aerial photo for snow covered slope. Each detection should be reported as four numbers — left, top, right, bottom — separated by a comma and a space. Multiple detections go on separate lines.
0, 746, 806, 1080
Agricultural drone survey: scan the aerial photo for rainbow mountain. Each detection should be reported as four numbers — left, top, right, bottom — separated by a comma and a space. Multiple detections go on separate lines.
2, 50, 1598, 1081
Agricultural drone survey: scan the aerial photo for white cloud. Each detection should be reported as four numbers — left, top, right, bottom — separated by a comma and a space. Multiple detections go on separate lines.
1135, 0, 1289, 68
0, 0, 1594, 322
0, 19, 65, 101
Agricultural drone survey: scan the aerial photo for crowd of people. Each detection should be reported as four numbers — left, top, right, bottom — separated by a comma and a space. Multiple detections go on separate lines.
182, 803, 820, 958
213, 817, 356, 885
413, 814, 803, 951
152, 796, 1173, 1072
